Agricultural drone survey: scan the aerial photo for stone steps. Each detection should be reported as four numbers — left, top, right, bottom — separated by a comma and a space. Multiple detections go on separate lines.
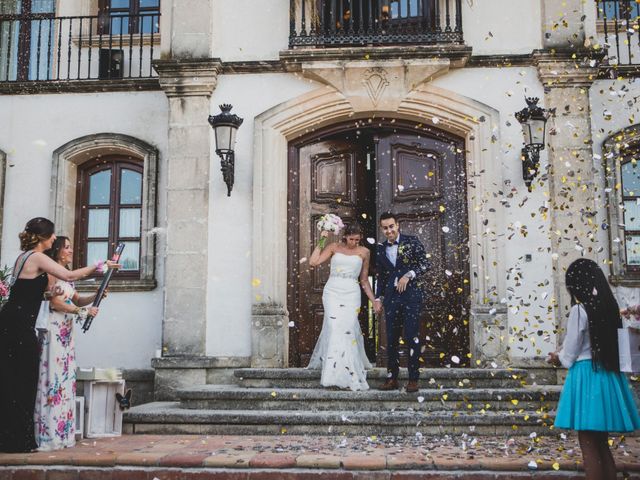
123, 402, 556, 436
124, 368, 561, 436
177, 385, 561, 412
234, 367, 530, 389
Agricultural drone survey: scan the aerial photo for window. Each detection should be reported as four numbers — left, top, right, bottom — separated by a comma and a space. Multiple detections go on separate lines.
0, 0, 55, 81
621, 157, 640, 270
598, 0, 640, 20
99, 0, 160, 35
388, 0, 421, 19
75, 157, 143, 278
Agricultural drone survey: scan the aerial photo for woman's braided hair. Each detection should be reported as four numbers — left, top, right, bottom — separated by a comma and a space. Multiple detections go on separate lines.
18, 217, 55, 251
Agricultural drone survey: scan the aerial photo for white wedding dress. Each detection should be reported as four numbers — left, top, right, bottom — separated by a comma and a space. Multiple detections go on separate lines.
307, 252, 372, 391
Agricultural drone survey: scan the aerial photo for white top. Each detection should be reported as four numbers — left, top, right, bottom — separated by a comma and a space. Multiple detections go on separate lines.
559, 304, 592, 369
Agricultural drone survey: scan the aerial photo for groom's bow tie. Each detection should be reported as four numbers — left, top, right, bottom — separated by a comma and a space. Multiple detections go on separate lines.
386, 240, 399, 246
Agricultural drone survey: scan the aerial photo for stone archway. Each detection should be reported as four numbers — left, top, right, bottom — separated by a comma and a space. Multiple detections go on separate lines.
250, 59, 507, 368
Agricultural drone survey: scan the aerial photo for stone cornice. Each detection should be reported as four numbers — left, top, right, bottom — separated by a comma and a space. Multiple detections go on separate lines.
281, 44, 472, 71
533, 49, 603, 88
153, 58, 223, 97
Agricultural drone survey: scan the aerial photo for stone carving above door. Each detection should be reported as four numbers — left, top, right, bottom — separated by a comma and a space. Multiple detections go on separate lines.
362, 67, 390, 107
301, 58, 451, 112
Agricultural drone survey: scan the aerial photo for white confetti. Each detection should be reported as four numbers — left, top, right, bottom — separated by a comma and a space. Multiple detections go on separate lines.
451, 355, 460, 364
366, 237, 376, 244
528, 460, 538, 469
442, 226, 450, 233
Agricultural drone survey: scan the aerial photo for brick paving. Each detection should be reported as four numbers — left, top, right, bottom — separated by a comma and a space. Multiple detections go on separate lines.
0, 433, 638, 478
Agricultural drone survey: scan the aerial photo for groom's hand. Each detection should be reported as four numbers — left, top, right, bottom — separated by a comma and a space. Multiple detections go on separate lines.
396, 275, 410, 293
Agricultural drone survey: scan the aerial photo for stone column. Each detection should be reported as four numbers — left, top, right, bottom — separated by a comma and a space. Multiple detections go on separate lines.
151, 59, 221, 399
148, 0, 222, 400
534, 51, 599, 326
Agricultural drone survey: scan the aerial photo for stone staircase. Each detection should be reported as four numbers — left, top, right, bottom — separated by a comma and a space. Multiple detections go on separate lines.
124, 367, 561, 436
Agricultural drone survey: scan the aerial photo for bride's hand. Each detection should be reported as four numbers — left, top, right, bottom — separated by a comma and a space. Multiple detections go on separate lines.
320, 230, 330, 238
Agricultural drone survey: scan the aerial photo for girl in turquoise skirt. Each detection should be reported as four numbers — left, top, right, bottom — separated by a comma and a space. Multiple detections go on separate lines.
548, 258, 640, 479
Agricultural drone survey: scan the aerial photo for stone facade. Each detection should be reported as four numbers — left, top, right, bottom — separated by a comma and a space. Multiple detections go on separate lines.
1, 0, 636, 399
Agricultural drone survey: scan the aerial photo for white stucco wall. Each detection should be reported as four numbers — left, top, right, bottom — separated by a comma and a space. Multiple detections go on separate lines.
462, 0, 542, 55
432, 66, 556, 359
212, 0, 290, 62
205, 72, 318, 357
0, 91, 168, 369
209, 0, 542, 61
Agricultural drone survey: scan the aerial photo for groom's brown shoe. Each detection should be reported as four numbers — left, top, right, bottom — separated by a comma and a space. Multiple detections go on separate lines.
378, 379, 399, 391
405, 380, 419, 393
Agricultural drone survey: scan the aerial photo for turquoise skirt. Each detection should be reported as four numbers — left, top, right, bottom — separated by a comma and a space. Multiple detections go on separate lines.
555, 359, 640, 432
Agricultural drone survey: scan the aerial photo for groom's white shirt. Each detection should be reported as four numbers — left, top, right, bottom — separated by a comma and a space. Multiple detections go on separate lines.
385, 233, 415, 283
385, 233, 401, 266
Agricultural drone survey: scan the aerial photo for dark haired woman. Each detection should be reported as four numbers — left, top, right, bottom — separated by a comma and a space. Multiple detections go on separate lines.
548, 258, 640, 479
35, 236, 101, 451
0, 218, 116, 453
307, 222, 375, 391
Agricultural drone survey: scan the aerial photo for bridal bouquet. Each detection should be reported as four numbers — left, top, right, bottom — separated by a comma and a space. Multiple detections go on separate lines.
0, 265, 11, 308
316, 213, 345, 248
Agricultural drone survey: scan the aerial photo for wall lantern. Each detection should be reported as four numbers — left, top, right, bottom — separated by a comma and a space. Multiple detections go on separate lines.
515, 97, 551, 191
208, 104, 244, 196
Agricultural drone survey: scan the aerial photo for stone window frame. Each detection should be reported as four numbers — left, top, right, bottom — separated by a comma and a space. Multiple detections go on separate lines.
0, 148, 5, 251
51, 133, 158, 292
604, 124, 640, 286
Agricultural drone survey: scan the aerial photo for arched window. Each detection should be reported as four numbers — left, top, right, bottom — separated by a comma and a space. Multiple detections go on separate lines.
51, 133, 157, 291
75, 156, 143, 277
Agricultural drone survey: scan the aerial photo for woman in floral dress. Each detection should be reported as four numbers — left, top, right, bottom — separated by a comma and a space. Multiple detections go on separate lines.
34, 237, 101, 451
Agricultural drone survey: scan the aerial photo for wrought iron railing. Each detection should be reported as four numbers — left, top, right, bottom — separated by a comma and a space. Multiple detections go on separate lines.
0, 13, 160, 82
289, 0, 463, 48
597, 0, 640, 67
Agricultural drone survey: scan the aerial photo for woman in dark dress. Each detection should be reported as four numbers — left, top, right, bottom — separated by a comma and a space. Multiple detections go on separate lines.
0, 218, 116, 453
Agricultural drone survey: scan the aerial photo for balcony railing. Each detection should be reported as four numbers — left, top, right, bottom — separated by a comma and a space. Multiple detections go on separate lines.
597, 0, 640, 67
0, 13, 160, 83
289, 0, 463, 48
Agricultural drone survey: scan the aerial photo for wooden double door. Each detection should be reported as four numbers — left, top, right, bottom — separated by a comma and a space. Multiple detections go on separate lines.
288, 122, 470, 367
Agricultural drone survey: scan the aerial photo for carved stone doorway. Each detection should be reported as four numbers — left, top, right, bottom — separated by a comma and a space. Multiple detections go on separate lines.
288, 119, 470, 368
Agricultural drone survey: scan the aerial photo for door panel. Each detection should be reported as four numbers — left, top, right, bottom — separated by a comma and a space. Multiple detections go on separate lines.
292, 139, 366, 366
376, 131, 469, 366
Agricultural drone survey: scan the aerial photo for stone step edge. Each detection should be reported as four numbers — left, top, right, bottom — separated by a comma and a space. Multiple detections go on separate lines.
0, 464, 616, 478
234, 368, 529, 380
124, 404, 554, 426
177, 385, 562, 401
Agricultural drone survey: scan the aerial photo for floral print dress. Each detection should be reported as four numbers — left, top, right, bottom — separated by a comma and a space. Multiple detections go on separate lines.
34, 280, 78, 451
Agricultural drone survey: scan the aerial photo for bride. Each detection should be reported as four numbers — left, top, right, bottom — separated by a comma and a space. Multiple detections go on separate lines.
307, 222, 377, 391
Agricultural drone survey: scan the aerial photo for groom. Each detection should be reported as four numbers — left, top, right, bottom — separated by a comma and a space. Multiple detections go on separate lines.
374, 212, 430, 393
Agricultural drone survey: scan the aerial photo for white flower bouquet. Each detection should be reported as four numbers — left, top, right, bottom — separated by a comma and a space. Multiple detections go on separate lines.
316, 213, 345, 248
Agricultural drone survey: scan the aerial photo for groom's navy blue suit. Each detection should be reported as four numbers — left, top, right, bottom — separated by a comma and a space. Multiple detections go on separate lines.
376, 233, 430, 381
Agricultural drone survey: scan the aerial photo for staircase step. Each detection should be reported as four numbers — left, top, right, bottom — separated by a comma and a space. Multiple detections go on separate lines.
177, 385, 561, 412
234, 367, 529, 389
124, 402, 555, 436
